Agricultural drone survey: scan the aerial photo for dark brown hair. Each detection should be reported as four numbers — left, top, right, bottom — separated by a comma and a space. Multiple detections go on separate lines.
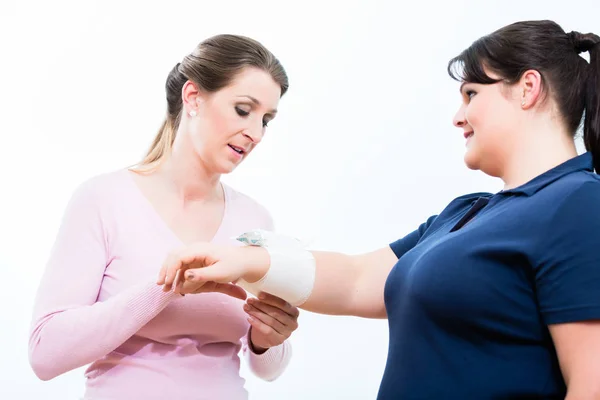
139, 34, 288, 168
448, 20, 600, 171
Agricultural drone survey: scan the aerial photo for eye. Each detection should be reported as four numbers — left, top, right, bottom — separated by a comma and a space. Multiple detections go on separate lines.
262, 119, 269, 128
465, 90, 477, 100
235, 106, 249, 117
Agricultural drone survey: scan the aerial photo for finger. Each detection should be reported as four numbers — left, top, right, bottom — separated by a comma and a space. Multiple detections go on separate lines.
249, 297, 299, 323
249, 301, 297, 332
180, 281, 247, 301
161, 252, 183, 290
163, 244, 214, 287
173, 265, 190, 290
210, 283, 247, 300
256, 292, 300, 318
173, 270, 184, 294
248, 313, 286, 341
244, 303, 287, 335
184, 263, 233, 284
157, 251, 178, 286
157, 261, 167, 285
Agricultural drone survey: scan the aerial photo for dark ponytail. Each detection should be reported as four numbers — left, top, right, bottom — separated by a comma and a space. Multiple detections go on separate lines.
574, 32, 600, 172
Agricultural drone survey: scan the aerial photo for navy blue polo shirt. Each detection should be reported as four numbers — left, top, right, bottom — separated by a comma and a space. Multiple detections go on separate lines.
379, 152, 600, 399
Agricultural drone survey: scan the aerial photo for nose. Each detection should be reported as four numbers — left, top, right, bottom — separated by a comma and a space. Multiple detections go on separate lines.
242, 122, 264, 144
453, 104, 467, 128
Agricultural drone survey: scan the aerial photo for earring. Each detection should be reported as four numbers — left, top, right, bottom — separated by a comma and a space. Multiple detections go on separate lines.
189, 110, 197, 117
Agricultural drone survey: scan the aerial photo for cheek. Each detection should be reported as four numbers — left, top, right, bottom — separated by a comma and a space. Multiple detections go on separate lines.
464, 100, 485, 128
196, 108, 234, 145
213, 107, 244, 137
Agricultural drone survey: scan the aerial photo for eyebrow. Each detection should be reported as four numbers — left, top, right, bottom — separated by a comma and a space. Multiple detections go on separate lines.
459, 82, 467, 93
237, 95, 277, 114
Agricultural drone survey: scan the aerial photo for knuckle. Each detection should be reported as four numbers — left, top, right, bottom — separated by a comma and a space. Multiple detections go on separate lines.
260, 325, 273, 335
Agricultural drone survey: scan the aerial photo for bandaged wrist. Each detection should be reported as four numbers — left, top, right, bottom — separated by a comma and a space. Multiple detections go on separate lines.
235, 229, 315, 306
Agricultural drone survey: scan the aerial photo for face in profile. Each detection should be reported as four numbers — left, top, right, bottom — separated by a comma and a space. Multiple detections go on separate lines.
453, 72, 524, 177
185, 67, 282, 174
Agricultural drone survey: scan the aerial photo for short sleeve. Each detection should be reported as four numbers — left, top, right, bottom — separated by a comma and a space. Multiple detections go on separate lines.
389, 215, 437, 259
535, 181, 600, 325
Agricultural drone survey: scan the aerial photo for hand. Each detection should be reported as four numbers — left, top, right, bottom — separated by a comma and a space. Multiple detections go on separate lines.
245, 292, 300, 352
156, 242, 270, 297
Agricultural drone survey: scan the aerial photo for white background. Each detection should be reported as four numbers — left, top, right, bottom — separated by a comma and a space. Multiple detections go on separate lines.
1, 0, 597, 399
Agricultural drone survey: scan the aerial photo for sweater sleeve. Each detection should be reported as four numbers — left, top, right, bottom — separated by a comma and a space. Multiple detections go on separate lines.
28, 180, 179, 381
241, 331, 293, 381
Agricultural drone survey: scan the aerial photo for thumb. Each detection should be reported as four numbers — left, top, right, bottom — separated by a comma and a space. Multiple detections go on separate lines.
211, 283, 248, 300
184, 262, 234, 284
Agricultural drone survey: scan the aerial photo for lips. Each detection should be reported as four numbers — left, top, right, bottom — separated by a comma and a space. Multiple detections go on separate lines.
464, 131, 474, 139
228, 144, 246, 154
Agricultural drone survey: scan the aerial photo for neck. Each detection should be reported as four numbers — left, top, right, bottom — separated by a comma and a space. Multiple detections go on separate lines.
501, 123, 577, 190
156, 153, 222, 203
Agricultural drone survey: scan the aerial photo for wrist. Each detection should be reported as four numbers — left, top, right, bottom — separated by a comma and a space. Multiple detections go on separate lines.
248, 328, 269, 354
241, 246, 270, 283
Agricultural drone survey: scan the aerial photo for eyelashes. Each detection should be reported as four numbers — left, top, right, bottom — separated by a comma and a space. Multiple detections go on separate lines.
235, 106, 270, 127
235, 106, 249, 117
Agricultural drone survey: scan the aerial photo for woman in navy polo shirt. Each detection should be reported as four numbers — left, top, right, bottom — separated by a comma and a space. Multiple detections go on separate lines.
159, 20, 600, 399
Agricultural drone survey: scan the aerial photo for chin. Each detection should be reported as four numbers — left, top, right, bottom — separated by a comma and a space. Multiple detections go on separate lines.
463, 151, 480, 171
217, 160, 242, 174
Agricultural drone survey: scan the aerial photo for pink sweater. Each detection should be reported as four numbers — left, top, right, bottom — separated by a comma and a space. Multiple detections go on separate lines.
28, 169, 292, 400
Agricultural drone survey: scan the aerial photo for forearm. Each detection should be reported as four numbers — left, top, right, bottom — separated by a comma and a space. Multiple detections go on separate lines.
244, 247, 383, 317
29, 281, 178, 380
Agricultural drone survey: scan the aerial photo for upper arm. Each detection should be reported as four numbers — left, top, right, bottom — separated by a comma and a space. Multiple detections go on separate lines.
30, 181, 108, 340
535, 182, 600, 324
352, 215, 438, 318
535, 182, 600, 395
549, 322, 600, 398
351, 246, 400, 318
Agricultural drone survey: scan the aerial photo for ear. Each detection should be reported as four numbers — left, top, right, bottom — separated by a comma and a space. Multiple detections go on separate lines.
519, 70, 543, 109
181, 81, 204, 116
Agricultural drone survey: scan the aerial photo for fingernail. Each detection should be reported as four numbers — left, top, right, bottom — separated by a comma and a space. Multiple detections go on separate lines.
243, 304, 250, 311
258, 293, 265, 299
186, 272, 194, 280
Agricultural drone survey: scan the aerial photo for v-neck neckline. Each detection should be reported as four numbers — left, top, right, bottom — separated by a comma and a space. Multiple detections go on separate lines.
122, 169, 230, 246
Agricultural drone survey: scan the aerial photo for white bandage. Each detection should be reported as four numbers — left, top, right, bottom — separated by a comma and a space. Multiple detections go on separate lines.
235, 230, 316, 306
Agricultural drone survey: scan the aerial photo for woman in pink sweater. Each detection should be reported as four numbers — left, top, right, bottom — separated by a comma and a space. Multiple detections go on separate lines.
28, 34, 298, 400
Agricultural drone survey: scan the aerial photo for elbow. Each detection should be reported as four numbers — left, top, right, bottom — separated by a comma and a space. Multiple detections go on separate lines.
29, 355, 60, 381
28, 341, 63, 381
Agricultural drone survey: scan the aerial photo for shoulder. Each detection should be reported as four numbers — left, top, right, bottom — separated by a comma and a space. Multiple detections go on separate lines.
543, 170, 600, 198
223, 184, 274, 230
71, 169, 130, 198
550, 177, 600, 220
534, 178, 600, 262
63, 169, 131, 219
